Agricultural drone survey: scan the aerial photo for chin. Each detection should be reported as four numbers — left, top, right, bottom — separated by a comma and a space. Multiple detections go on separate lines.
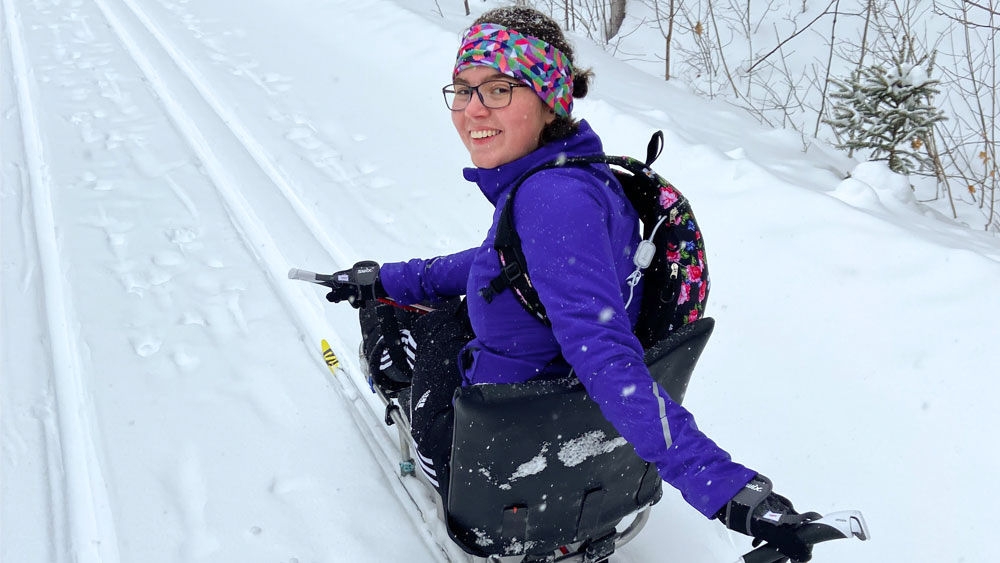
470, 153, 500, 169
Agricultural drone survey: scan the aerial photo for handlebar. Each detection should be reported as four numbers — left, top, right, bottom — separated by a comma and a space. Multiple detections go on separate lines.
289, 262, 378, 287
738, 510, 870, 563
289, 267, 435, 313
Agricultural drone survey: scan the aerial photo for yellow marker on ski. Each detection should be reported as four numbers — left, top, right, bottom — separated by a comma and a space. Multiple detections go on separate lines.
320, 339, 340, 375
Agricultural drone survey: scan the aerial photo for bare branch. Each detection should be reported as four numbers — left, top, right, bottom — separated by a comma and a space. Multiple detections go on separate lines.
747, 0, 839, 73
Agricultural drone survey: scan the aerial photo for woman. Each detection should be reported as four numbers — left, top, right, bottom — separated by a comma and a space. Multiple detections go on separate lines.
327, 7, 818, 562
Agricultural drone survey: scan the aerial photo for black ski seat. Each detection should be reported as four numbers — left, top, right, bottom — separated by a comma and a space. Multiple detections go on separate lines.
446, 317, 716, 560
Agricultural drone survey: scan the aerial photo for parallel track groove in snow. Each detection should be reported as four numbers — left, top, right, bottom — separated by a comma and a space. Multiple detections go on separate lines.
1, 0, 122, 561
85, 0, 466, 559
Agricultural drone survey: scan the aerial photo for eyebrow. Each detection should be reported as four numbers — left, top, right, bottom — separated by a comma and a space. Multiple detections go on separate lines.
454, 72, 513, 85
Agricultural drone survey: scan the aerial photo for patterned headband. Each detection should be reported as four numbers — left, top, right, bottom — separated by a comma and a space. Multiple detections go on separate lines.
453, 23, 574, 117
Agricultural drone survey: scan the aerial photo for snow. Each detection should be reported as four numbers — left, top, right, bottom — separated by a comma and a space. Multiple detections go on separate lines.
557, 431, 628, 468
1, 0, 998, 562
504, 448, 548, 486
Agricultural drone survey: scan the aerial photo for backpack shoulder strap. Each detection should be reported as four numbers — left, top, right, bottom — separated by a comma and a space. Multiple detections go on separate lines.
477, 158, 585, 326
479, 131, 682, 338
477, 152, 642, 326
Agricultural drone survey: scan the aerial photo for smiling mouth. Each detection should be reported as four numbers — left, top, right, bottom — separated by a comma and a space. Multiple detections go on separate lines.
470, 129, 500, 140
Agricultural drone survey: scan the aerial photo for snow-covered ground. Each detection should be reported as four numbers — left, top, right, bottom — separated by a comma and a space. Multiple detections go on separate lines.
2, 0, 998, 562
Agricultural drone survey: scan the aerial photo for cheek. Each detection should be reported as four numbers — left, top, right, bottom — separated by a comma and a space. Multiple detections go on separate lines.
523, 110, 550, 140
452, 112, 471, 143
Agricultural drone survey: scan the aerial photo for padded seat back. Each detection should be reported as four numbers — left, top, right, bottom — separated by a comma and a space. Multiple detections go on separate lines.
446, 318, 715, 558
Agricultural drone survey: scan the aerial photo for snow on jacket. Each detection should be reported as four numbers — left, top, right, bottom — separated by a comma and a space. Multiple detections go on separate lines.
378, 120, 755, 518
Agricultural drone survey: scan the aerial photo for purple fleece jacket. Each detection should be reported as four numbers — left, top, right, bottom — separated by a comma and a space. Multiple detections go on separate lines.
378, 120, 755, 518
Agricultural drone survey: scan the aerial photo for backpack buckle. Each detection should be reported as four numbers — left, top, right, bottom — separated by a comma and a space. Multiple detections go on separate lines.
478, 260, 524, 305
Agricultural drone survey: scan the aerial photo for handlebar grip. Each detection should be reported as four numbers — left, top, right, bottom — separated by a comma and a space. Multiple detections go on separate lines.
287, 268, 339, 287
740, 545, 788, 563
739, 511, 869, 563
288, 268, 317, 282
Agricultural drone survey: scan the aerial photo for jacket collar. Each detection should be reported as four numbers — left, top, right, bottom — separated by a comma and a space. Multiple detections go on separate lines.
462, 120, 605, 206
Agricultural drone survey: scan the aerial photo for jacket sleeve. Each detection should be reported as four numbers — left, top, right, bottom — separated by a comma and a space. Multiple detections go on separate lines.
515, 170, 756, 518
378, 248, 477, 305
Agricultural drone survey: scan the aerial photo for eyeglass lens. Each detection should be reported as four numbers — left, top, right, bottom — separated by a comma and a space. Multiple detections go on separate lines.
443, 80, 520, 111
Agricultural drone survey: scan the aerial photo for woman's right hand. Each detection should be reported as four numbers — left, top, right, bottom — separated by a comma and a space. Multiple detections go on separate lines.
324, 261, 386, 308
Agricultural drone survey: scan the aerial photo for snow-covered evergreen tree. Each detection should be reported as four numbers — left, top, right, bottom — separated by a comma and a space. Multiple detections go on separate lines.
826, 48, 946, 176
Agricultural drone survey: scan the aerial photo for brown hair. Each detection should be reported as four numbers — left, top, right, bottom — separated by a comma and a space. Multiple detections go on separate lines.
473, 7, 594, 143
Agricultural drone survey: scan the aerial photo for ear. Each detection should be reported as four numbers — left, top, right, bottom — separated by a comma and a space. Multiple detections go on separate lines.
545, 108, 557, 125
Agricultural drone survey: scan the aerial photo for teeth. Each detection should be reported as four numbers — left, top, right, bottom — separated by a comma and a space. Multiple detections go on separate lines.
470, 129, 500, 139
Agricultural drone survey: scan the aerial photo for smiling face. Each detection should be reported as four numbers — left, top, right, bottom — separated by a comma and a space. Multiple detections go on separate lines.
451, 66, 556, 169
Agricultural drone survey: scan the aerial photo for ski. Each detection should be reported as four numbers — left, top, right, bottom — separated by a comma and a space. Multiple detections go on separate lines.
320, 338, 340, 375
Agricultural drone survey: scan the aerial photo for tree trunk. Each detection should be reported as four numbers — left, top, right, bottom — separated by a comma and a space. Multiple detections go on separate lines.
665, 0, 674, 80
606, 0, 627, 40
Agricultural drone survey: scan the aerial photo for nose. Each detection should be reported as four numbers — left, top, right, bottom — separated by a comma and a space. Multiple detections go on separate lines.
464, 90, 490, 116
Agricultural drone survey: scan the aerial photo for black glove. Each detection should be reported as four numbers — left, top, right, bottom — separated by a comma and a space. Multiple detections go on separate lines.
325, 260, 387, 309
716, 475, 821, 562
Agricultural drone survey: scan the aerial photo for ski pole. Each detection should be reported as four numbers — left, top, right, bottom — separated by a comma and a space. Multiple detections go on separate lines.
737, 510, 870, 563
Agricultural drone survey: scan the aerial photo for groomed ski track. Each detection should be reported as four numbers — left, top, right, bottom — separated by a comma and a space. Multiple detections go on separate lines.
2, 0, 120, 560
1, 0, 464, 560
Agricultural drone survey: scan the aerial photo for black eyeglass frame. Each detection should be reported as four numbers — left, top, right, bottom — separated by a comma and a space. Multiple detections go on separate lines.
441, 80, 531, 111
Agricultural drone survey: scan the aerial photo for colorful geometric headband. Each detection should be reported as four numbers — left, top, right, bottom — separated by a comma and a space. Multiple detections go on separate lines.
453, 23, 574, 117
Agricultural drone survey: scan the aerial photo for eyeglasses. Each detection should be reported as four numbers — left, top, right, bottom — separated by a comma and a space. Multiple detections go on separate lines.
442, 80, 531, 111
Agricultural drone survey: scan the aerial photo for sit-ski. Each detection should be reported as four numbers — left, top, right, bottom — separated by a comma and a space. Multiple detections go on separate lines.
291, 267, 870, 563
